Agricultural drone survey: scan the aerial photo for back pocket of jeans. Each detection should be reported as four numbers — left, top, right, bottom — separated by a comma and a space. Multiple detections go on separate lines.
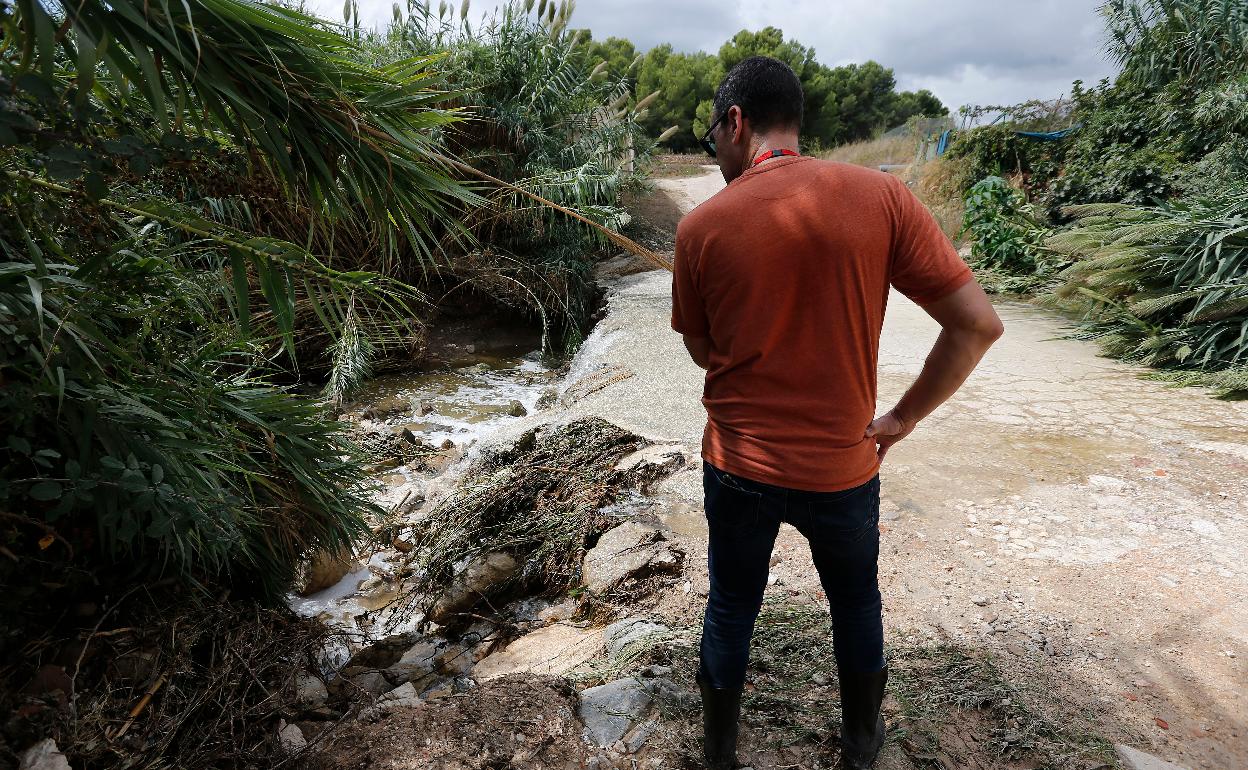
704, 465, 762, 533
805, 476, 879, 540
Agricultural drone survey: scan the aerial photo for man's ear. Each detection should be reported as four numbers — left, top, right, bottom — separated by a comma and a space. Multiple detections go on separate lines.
729, 105, 746, 145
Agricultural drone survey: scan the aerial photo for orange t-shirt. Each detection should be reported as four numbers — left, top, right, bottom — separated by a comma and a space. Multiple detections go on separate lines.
671, 156, 973, 492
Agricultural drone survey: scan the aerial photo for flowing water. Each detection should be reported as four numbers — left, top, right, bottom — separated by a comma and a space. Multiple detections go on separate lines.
288, 338, 559, 647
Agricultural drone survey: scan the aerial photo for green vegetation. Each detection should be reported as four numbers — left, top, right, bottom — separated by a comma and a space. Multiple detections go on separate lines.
1047, 196, 1248, 393
960, 177, 1063, 294
939, 0, 1247, 395
1, 0, 656, 761
602, 25, 948, 153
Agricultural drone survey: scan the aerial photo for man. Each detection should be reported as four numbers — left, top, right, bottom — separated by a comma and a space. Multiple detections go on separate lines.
671, 56, 1004, 770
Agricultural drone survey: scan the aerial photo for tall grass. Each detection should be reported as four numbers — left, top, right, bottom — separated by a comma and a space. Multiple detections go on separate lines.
822, 134, 920, 168
1046, 194, 1248, 395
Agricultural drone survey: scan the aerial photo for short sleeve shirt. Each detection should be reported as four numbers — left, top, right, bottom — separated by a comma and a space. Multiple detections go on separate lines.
671, 157, 973, 492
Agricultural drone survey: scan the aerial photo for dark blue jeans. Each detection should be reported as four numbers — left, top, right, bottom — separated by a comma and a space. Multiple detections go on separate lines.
699, 461, 885, 690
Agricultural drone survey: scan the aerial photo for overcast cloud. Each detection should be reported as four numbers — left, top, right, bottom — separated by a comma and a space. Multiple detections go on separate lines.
311, 0, 1118, 112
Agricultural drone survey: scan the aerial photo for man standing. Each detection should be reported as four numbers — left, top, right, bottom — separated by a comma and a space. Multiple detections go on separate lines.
671, 57, 1004, 769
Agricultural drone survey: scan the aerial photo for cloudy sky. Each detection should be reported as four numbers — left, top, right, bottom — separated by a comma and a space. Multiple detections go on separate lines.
312, 0, 1119, 112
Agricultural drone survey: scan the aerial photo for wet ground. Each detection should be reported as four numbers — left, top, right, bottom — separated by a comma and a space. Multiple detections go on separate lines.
564, 166, 1248, 769
290, 327, 558, 645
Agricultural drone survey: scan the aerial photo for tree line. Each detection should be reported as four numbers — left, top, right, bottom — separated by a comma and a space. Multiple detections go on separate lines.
575, 26, 949, 152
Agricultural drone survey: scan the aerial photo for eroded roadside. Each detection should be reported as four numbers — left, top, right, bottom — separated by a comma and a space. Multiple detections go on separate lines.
288, 166, 1246, 770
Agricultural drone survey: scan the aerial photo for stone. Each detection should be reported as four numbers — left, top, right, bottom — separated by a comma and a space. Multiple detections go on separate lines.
294, 673, 329, 709
347, 632, 421, 669
384, 639, 440, 683
623, 720, 659, 753
535, 388, 558, 411
582, 521, 682, 594
578, 678, 654, 747
18, 739, 71, 770
604, 618, 669, 658
295, 547, 356, 596
507, 400, 528, 417
277, 720, 307, 753
433, 644, 475, 676
614, 445, 686, 487
347, 670, 392, 697
1114, 744, 1191, 770
971, 595, 990, 607
378, 682, 423, 710
473, 624, 606, 681
537, 599, 577, 624
428, 552, 519, 624
361, 395, 412, 420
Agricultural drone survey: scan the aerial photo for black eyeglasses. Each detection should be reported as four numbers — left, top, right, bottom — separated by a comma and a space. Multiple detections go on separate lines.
699, 111, 728, 158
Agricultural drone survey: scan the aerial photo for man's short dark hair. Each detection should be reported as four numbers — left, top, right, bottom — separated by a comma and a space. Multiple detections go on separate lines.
712, 56, 804, 133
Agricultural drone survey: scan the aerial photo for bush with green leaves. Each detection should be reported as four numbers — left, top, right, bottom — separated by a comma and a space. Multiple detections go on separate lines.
374, 0, 653, 354
1046, 194, 1248, 395
960, 177, 1060, 293
0, 0, 476, 614
945, 2, 1248, 218
945, 124, 1068, 196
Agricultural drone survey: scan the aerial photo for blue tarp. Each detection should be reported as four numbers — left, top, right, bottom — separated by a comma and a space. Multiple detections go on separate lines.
1014, 124, 1083, 141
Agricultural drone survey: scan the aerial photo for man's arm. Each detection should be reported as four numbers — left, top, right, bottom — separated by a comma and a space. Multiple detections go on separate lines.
682, 334, 711, 370
866, 280, 1004, 460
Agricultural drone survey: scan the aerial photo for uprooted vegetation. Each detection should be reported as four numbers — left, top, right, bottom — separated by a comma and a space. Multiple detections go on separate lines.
396, 418, 686, 626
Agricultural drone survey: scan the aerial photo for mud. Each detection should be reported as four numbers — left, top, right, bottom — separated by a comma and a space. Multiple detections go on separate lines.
571, 169, 1248, 769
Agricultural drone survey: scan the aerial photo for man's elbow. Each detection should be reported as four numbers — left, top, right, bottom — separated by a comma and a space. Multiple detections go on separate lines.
983, 315, 1005, 345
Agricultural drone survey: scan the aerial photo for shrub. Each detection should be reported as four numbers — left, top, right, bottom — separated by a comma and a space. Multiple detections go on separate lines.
960, 177, 1060, 293
1046, 193, 1248, 395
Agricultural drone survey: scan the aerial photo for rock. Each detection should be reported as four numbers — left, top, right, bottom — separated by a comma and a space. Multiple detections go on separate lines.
535, 388, 558, 411
361, 395, 412, 420
384, 639, 440, 683
347, 670, 392, 697
418, 401, 435, 416
380, 682, 423, 709
507, 399, 528, 417
18, 739, 71, 770
428, 552, 520, 624
421, 681, 454, 700
474, 624, 606, 681
578, 678, 654, 747
277, 720, 307, 753
458, 363, 491, 375
347, 632, 421, 669
582, 521, 682, 594
614, 445, 686, 487
971, 595, 990, 607
433, 644, 475, 676
623, 720, 658, 753
294, 673, 329, 710
1114, 744, 1191, 770
537, 599, 577, 624
296, 547, 356, 596
440, 439, 455, 450
604, 618, 670, 658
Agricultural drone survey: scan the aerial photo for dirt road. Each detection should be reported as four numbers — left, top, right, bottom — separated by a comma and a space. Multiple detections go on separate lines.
571, 166, 1248, 769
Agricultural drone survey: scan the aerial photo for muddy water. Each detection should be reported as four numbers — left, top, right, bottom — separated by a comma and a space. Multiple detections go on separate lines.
288, 340, 559, 648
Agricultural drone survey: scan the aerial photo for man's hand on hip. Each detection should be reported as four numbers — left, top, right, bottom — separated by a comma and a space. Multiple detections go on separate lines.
865, 410, 915, 461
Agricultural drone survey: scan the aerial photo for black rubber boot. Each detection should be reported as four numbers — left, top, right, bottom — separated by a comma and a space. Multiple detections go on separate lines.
837, 665, 888, 769
697, 671, 742, 770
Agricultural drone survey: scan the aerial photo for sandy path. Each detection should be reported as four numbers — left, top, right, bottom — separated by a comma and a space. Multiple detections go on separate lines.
566, 167, 1247, 769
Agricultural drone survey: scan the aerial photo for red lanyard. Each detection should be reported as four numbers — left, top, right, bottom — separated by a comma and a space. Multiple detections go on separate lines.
751, 148, 799, 167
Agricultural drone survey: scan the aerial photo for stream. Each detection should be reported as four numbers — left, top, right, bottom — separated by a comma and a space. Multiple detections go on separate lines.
288, 333, 560, 655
